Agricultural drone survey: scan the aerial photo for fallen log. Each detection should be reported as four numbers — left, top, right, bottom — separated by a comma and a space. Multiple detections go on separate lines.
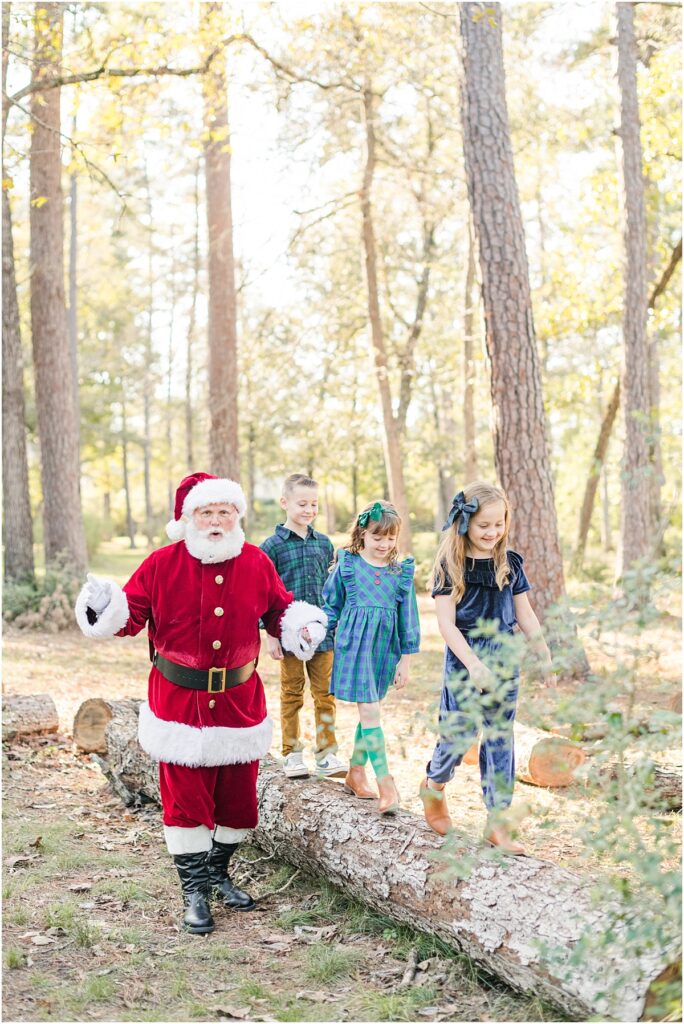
2, 693, 59, 741
79, 697, 678, 1021
461, 722, 585, 786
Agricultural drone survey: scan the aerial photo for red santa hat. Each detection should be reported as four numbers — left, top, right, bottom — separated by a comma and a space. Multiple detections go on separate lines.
166, 472, 247, 541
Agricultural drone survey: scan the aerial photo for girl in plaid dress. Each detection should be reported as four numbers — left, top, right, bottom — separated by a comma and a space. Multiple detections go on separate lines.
322, 500, 420, 815
419, 481, 553, 854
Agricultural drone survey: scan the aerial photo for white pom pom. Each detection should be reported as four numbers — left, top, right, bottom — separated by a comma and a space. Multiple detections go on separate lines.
165, 518, 186, 541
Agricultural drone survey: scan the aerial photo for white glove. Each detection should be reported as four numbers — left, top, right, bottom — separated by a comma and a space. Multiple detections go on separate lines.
294, 621, 327, 662
84, 573, 113, 615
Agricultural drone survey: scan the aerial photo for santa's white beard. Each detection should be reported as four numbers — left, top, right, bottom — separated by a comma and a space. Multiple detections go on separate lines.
184, 520, 245, 563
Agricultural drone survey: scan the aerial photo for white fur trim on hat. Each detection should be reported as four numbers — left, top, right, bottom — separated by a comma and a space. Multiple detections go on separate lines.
182, 478, 246, 518
138, 702, 273, 767
280, 600, 328, 661
163, 824, 213, 855
165, 517, 187, 541
75, 580, 130, 638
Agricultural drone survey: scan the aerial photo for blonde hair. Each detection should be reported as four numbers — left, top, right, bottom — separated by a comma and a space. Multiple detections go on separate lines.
344, 500, 401, 570
283, 473, 317, 496
430, 481, 511, 604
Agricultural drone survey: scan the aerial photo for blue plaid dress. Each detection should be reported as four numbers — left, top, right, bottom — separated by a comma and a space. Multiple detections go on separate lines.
322, 550, 420, 703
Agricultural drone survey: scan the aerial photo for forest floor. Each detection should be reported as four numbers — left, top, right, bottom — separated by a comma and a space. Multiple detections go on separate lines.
2, 543, 681, 1022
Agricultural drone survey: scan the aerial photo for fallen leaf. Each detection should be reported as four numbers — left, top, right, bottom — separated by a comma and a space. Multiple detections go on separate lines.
31, 935, 55, 946
68, 883, 91, 892
29, 836, 43, 849
293, 924, 337, 942
214, 1006, 249, 1019
5, 855, 33, 870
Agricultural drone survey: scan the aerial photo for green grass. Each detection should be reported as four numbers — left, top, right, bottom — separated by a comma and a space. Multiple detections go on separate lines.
95, 878, 151, 902
44, 901, 77, 930
304, 944, 361, 982
82, 974, 117, 1002
5, 947, 26, 969
360, 986, 438, 1021
238, 980, 269, 1000
73, 920, 102, 948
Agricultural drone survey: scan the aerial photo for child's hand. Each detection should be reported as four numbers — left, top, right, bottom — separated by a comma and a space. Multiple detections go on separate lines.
267, 636, 284, 661
470, 661, 496, 693
393, 659, 409, 690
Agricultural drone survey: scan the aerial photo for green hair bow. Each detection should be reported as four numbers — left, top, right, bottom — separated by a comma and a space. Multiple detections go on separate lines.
358, 502, 388, 528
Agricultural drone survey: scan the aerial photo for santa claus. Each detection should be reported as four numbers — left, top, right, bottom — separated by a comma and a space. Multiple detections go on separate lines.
75, 472, 327, 935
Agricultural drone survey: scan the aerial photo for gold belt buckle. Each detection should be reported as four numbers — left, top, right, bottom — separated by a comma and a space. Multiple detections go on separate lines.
208, 667, 226, 693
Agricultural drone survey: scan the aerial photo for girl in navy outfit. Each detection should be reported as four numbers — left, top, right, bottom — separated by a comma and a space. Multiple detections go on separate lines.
420, 481, 554, 854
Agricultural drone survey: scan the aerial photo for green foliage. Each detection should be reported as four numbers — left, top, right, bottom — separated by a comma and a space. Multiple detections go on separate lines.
3, 562, 80, 631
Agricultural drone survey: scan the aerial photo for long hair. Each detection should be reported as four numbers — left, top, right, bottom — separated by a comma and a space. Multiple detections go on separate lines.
430, 481, 511, 604
343, 500, 402, 570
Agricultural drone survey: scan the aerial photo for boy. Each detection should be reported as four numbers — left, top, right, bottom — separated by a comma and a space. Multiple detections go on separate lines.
261, 474, 346, 779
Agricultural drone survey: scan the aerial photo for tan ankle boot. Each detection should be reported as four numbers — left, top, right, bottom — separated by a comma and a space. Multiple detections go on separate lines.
419, 778, 452, 836
377, 775, 400, 814
343, 765, 377, 799
483, 824, 525, 856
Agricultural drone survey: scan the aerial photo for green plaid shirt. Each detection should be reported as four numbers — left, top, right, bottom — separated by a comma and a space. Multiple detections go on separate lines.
260, 524, 335, 651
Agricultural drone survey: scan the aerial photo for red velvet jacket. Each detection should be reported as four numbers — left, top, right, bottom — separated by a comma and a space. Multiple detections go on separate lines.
116, 541, 293, 767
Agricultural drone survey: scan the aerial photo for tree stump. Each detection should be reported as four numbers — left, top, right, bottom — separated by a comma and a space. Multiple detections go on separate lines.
79, 697, 678, 1021
2, 693, 59, 741
73, 699, 114, 753
461, 723, 585, 786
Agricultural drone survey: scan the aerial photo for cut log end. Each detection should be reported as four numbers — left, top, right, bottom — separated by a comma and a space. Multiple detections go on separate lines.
641, 959, 682, 1021
520, 737, 586, 788
73, 698, 113, 753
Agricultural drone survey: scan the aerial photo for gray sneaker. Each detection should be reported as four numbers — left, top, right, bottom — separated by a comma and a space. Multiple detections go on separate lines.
282, 752, 310, 778
315, 753, 348, 778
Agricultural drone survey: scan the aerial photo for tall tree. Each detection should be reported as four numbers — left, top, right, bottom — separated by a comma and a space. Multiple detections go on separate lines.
29, 2, 86, 575
360, 80, 413, 552
2, 3, 35, 582
614, 2, 653, 576
463, 222, 479, 484
202, 2, 239, 480
459, 2, 566, 621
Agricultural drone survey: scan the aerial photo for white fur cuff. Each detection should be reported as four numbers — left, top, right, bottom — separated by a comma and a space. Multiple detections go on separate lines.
75, 580, 130, 638
164, 824, 213, 855
281, 600, 328, 661
214, 826, 250, 844
138, 703, 273, 767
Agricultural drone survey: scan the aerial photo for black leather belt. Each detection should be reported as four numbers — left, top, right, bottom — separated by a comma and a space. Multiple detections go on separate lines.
153, 652, 258, 693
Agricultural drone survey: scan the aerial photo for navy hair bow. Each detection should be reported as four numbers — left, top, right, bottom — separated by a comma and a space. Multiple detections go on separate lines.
443, 491, 479, 534
358, 501, 393, 528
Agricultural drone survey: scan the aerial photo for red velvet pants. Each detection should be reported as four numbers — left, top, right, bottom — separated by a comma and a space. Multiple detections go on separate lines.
159, 760, 259, 830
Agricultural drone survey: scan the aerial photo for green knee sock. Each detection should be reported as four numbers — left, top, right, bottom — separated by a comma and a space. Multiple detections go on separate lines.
361, 726, 389, 779
350, 722, 368, 766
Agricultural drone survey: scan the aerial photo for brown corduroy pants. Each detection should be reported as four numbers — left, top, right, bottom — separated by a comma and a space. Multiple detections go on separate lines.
280, 650, 337, 758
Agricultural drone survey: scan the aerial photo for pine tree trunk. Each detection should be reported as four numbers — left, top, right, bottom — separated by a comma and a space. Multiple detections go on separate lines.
360, 83, 412, 553
2, 6, 35, 582
202, 2, 239, 481
572, 379, 621, 570
29, 2, 86, 575
185, 158, 200, 471
463, 223, 478, 484
68, 117, 80, 477
459, 4, 566, 624
615, 2, 652, 575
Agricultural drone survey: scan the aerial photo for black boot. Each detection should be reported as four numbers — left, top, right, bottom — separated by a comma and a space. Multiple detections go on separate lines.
207, 841, 255, 911
173, 852, 215, 934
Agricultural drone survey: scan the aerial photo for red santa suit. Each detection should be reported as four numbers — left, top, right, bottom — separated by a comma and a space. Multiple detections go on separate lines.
75, 473, 326, 857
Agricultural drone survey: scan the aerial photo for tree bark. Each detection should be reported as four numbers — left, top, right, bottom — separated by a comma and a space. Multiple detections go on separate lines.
68, 115, 80, 477
29, 2, 86, 575
202, 2, 239, 480
185, 157, 200, 471
459, 4, 565, 623
572, 379, 621, 570
360, 82, 412, 553
3, 694, 59, 741
615, 2, 652, 576
85, 697, 676, 1022
463, 221, 478, 484
121, 392, 136, 549
2, 6, 35, 583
